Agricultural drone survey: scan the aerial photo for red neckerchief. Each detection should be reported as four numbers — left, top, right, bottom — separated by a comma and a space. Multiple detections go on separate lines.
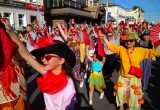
36, 70, 68, 94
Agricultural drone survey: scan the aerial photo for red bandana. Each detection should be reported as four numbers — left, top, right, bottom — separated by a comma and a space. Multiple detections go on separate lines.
36, 70, 68, 94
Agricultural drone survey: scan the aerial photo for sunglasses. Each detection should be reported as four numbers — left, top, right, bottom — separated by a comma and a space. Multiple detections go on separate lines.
125, 40, 134, 43
41, 55, 60, 61
107, 35, 112, 37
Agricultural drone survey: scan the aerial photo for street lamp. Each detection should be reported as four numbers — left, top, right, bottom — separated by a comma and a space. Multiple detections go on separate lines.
36, 2, 42, 26
105, 0, 108, 23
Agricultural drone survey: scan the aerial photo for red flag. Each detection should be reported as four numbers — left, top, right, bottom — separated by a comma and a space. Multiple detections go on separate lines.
142, 21, 148, 29
94, 25, 99, 34
91, 41, 95, 49
0, 27, 18, 71
98, 36, 105, 57
83, 27, 90, 45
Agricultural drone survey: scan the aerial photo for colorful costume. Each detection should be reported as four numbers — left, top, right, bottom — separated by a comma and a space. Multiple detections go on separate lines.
108, 44, 160, 110
0, 53, 32, 110
88, 61, 106, 90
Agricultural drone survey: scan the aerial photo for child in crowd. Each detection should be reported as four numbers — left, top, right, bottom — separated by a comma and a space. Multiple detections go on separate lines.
1, 19, 77, 110
86, 45, 106, 105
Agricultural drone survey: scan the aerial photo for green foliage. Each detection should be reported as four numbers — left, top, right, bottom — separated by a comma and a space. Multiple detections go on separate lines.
133, 6, 145, 13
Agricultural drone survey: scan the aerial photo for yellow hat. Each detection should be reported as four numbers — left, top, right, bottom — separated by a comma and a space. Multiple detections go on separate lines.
125, 33, 136, 40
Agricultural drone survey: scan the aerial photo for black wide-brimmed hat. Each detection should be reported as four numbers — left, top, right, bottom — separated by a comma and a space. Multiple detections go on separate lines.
31, 37, 76, 68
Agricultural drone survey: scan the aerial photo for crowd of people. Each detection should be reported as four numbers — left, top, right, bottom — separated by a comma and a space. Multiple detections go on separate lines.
0, 17, 160, 110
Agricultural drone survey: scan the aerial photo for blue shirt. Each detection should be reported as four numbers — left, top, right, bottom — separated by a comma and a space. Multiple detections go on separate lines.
92, 61, 103, 73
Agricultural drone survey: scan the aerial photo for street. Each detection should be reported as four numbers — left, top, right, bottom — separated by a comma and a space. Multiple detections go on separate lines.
74, 59, 160, 110
27, 59, 160, 110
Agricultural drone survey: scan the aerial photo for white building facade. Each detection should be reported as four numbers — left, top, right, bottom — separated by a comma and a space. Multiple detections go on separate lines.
108, 5, 126, 24
0, 0, 45, 29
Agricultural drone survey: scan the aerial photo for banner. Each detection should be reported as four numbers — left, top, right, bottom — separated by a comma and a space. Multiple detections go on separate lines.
107, 12, 111, 23
26, 3, 45, 11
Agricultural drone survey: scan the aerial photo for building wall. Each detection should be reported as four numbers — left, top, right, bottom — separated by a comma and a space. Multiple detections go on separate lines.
108, 6, 126, 23
87, 0, 94, 6
126, 8, 144, 24
0, 0, 45, 29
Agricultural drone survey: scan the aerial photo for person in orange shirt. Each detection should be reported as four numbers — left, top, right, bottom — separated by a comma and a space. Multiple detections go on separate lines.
102, 33, 160, 110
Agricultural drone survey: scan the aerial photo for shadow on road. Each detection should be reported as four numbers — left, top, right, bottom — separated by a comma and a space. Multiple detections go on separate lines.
142, 58, 160, 110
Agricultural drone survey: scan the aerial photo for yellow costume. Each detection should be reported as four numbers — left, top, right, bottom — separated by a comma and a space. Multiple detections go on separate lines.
108, 44, 160, 110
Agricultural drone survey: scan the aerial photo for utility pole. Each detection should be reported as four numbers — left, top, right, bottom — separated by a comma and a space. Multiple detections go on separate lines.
105, 0, 108, 23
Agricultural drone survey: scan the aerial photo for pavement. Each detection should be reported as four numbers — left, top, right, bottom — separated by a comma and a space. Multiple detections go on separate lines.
74, 59, 160, 110
74, 69, 119, 110
28, 58, 160, 110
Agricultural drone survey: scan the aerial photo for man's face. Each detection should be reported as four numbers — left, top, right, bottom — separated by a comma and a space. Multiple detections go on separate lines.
26, 26, 32, 32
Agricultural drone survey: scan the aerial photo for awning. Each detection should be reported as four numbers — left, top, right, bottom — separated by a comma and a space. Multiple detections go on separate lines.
50, 7, 93, 18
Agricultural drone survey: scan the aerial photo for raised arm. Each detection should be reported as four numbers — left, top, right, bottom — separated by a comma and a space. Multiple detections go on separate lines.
91, 27, 98, 38
102, 34, 111, 47
1, 19, 44, 74
113, 26, 120, 40
55, 21, 68, 42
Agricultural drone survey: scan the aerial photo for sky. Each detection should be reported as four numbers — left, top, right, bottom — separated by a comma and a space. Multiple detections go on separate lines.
102, 0, 160, 23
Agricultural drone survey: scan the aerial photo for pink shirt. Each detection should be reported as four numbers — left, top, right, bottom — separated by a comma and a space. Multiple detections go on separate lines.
43, 78, 77, 110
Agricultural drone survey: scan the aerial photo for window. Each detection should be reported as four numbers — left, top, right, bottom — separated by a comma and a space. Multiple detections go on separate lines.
4, 12, 13, 25
30, 16, 37, 23
90, 1, 93, 6
18, 14, 26, 26
127, 16, 136, 22
30, 0, 36, 2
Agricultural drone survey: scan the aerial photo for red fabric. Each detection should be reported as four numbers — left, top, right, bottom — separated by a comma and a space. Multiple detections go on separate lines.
43, 28, 48, 35
142, 21, 148, 29
0, 26, 18, 71
120, 21, 127, 29
134, 22, 139, 32
34, 36, 55, 49
36, 70, 68, 94
106, 22, 112, 32
94, 25, 99, 34
28, 33, 35, 46
101, 28, 105, 34
98, 36, 105, 57
83, 27, 90, 45
0, 62, 18, 95
91, 41, 95, 49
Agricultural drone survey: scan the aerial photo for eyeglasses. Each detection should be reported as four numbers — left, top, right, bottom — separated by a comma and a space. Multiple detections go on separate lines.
41, 55, 60, 61
125, 40, 134, 43
108, 35, 112, 37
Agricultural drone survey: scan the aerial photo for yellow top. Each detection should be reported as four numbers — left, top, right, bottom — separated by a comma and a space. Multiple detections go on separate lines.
108, 44, 160, 78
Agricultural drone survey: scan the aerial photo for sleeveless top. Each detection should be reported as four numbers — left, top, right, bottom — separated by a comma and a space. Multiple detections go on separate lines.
92, 61, 103, 73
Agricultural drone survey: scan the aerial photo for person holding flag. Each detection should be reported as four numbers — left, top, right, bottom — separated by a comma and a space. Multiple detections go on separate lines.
86, 28, 106, 105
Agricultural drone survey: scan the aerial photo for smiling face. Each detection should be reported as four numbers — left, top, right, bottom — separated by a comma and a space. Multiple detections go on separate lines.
41, 54, 65, 73
124, 40, 136, 49
143, 35, 150, 43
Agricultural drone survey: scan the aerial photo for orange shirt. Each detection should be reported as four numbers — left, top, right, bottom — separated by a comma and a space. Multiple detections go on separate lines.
108, 44, 160, 78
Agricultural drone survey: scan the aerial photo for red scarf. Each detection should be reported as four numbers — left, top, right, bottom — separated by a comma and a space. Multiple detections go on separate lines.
36, 70, 68, 94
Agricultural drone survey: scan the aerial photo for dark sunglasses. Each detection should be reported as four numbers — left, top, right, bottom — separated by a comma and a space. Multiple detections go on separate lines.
41, 55, 60, 61
107, 35, 112, 37
125, 40, 134, 43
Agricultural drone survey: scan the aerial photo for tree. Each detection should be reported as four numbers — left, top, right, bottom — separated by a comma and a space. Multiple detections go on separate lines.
94, 0, 101, 3
133, 6, 145, 13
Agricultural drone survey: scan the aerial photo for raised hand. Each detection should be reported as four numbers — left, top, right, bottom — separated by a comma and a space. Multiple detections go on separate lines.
0, 18, 12, 33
